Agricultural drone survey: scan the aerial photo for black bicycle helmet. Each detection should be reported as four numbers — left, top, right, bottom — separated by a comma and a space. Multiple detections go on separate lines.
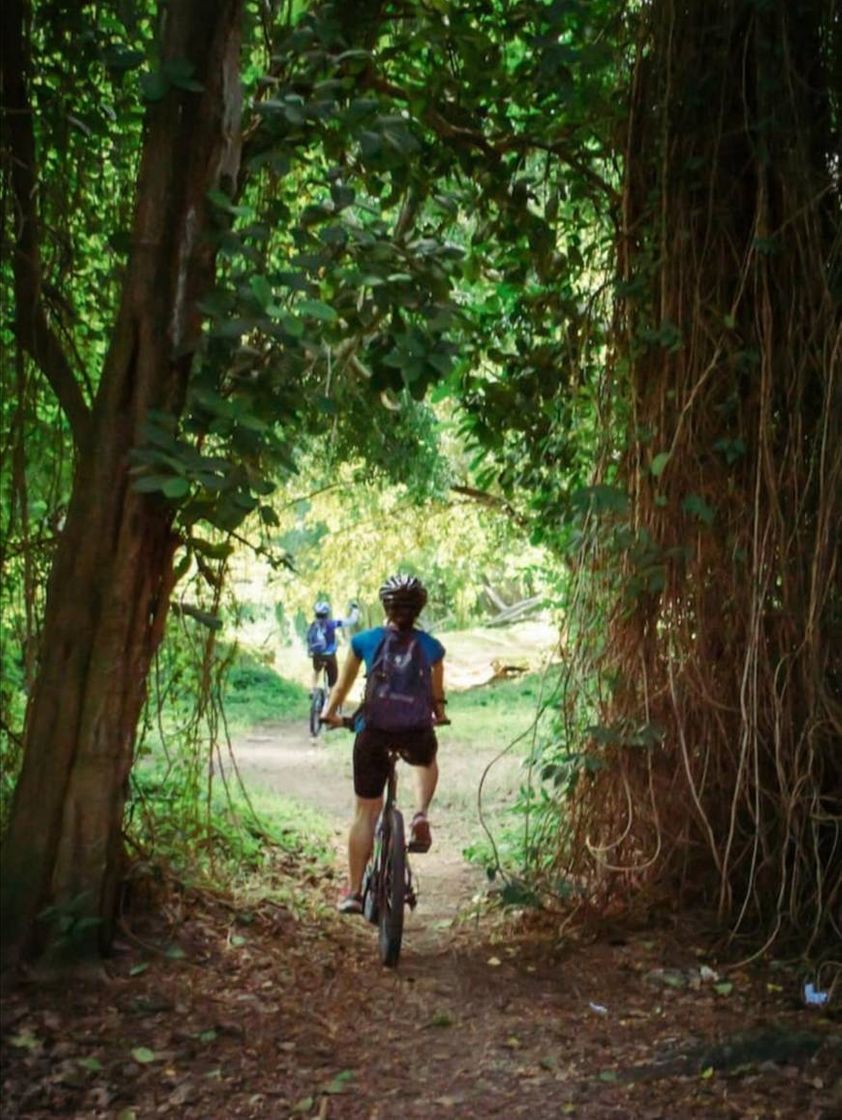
378, 574, 428, 613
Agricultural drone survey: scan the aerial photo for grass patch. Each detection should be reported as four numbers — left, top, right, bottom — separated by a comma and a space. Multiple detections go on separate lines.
128, 753, 333, 912
447, 671, 551, 747
221, 651, 309, 729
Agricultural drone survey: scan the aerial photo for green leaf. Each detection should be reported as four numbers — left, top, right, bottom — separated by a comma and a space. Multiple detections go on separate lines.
162, 477, 190, 499
713, 436, 746, 465
197, 290, 233, 316
206, 188, 235, 212
298, 299, 338, 322
132, 474, 175, 494
129, 963, 149, 977
163, 58, 204, 92
10, 1031, 39, 1051
249, 275, 273, 311
139, 70, 168, 102
108, 230, 133, 255
571, 484, 629, 515
103, 46, 145, 73
277, 313, 304, 337
713, 981, 733, 996
130, 1047, 156, 1064
682, 493, 715, 525
78, 1057, 103, 1071
650, 452, 670, 478
323, 1070, 354, 1094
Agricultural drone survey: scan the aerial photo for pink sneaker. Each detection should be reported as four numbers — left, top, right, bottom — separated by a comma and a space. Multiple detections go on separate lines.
408, 813, 432, 853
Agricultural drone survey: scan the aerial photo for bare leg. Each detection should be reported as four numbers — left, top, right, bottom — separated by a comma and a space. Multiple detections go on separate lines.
348, 796, 382, 895
412, 759, 438, 815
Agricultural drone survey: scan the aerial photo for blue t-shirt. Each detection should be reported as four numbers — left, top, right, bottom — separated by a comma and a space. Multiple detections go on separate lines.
351, 625, 445, 670
350, 626, 445, 731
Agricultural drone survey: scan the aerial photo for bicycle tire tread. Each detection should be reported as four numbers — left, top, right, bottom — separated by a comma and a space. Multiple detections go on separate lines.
378, 809, 405, 967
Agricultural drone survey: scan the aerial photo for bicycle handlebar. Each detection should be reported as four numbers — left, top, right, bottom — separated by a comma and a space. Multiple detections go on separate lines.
320, 715, 451, 730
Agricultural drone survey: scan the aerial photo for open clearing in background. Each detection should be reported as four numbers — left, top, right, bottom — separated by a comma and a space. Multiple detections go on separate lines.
230, 615, 560, 695
226, 620, 561, 929
230, 661, 554, 944
228, 616, 560, 847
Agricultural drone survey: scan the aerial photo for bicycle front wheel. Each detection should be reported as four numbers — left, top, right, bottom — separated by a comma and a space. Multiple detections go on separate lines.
309, 687, 325, 737
378, 808, 406, 967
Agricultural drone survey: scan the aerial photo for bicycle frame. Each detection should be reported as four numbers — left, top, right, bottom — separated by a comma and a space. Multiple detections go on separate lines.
327, 716, 449, 966
309, 659, 331, 738
363, 749, 416, 966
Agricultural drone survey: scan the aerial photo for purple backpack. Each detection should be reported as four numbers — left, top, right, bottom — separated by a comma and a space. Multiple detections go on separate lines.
364, 629, 433, 732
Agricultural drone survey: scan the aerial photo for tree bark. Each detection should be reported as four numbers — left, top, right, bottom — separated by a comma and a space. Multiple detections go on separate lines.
1, 0, 245, 968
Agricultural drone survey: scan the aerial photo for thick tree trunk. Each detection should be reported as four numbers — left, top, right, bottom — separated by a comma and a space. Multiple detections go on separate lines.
574, 0, 841, 947
1, 0, 244, 968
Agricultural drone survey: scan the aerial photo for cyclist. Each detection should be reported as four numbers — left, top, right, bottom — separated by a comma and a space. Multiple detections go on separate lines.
307, 599, 360, 695
321, 574, 446, 915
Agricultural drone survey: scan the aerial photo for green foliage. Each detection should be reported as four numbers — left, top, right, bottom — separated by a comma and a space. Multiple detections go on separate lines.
0, 625, 26, 829
1, 0, 627, 927
37, 892, 102, 953
449, 671, 568, 890
221, 651, 309, 728
447, 671, 547, 744
235, 457, 551, 634
123, 0, 626, 533
127, 755, 332, 898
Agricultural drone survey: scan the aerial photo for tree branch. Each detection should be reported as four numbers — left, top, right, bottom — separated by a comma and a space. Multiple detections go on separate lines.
1, 0, 91, 449
365, 75, 618, 205
451, 484, 528, 529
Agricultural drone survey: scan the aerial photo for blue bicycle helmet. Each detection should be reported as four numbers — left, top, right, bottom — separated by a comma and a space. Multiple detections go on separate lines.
314, 600, 330, 618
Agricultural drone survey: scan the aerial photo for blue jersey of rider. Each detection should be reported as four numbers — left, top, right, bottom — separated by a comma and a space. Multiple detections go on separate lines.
351, 626, 445, 733
319, 619, 344, 655
351, 626, 445, 671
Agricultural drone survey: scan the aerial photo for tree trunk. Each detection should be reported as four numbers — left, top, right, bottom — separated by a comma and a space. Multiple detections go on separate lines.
1, 0, 245, 968
572, 0, 841, 948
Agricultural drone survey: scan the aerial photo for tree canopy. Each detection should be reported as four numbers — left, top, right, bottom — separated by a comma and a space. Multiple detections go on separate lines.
1, 0, 839, 966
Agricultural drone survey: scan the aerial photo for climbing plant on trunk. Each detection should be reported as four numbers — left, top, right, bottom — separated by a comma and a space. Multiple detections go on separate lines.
561, 0, 841, 951
0, 0, 246, 967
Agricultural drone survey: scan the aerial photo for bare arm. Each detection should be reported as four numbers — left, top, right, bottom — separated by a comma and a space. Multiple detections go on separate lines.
432, 659, 447, 722
322, 649, 362, 725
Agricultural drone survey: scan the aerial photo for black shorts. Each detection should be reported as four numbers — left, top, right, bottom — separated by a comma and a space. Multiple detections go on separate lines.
353, 726, 438, 800
311, 653, 338, 688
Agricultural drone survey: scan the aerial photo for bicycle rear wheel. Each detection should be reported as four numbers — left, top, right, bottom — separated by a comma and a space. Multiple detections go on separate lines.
309, 687, 325, 738
378, 808, 406, 967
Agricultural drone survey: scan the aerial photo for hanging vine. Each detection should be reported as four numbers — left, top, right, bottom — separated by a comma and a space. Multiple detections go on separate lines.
558, 0, 841, 953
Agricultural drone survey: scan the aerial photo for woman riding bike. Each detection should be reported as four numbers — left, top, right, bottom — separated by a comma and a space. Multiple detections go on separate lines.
320, 574, 447, 914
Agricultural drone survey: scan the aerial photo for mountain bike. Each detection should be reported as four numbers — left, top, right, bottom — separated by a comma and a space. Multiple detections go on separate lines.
309, 659, 331, 739
329, 716, 449, 967
362, 745, 417, 966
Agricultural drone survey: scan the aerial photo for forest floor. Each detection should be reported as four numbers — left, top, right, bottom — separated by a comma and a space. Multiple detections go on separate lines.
2, 715, 840, 1119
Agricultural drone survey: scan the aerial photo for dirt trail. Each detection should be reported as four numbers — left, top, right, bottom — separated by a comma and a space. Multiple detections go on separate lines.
231, 721, 493, 951
2, 721, 837, 1118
